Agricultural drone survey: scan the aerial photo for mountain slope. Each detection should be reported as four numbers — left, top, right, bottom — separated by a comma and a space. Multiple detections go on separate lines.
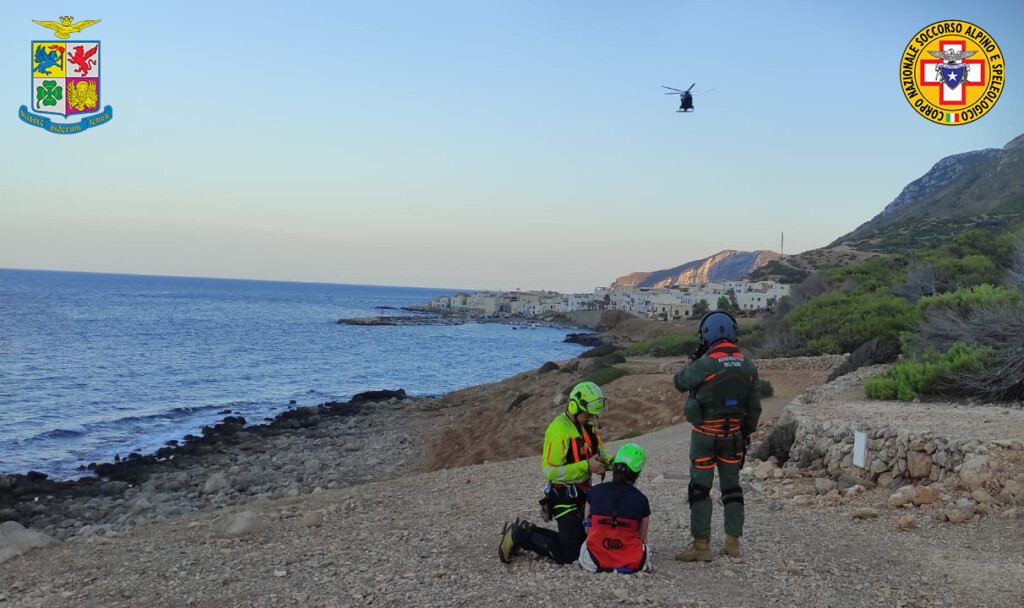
612, 249, 779, 288
834, 133, 1024, 252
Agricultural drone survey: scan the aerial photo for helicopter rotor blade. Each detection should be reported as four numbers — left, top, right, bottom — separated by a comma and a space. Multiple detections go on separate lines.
661, 86, 684, 92
686, 83, 696, 92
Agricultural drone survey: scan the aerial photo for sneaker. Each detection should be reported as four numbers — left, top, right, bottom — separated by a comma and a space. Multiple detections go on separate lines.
498, 521, 518, 563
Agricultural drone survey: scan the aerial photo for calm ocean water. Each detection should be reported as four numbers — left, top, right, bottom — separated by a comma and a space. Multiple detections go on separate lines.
0, 269, 588, 479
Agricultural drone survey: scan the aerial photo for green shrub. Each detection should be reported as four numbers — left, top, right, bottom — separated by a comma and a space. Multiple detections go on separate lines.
916, 284, 1023, 316
580, 344, 617, 358
864, 343, 996, 401
594, 352, 626, 367
747, 261, 810, 284
824, 256, 909, 294
785, 291, 916, 354
583, 366, 630, 386
807, 337, 840, 355
760, 379, 774, 398
949, 229, 1020, 267
624, 334, 699, 357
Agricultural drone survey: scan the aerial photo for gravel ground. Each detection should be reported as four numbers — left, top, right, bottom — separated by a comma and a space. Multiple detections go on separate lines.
3, 421, 1022, 608
789, 364, 1024, 441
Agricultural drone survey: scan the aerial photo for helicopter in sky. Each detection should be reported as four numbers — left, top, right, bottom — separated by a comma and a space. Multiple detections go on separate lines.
662, 84, 697, 112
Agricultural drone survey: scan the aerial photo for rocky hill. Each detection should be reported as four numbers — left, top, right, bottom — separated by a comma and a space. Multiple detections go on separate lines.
834, 133, 1024, 252
612, 249, 779, 288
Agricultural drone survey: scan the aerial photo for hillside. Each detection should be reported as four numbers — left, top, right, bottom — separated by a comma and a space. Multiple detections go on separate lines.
834, 133, 1024, 253
612, 249, 779, 288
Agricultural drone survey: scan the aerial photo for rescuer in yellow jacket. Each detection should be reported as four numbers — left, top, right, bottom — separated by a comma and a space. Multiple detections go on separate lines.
498, 381, 608, 565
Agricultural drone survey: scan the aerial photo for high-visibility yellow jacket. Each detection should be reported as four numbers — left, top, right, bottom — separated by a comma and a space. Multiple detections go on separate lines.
542, 412, 605, 485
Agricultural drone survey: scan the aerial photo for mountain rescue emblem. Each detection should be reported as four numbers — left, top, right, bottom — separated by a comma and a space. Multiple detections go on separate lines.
900, 20, 1003, 125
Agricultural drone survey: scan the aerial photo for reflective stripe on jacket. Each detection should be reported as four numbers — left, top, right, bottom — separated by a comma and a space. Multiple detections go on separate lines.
543, 412, 604, 484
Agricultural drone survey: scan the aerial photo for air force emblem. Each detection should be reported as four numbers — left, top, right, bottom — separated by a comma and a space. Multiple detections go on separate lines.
19, 16, 112, 134
900, 21, 1003, 125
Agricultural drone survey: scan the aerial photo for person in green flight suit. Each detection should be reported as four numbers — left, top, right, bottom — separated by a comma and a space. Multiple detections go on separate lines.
674, 310, 761, 561
498, 381, 609, 565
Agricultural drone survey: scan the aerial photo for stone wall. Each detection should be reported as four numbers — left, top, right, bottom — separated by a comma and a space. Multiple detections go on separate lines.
782, 408, 1023, 492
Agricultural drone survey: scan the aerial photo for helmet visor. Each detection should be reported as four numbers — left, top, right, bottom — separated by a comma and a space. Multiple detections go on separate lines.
582, 397, 605, 416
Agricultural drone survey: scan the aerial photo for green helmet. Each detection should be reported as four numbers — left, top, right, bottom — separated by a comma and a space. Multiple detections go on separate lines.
569, 381, 605, 416
613, 443, 646, 474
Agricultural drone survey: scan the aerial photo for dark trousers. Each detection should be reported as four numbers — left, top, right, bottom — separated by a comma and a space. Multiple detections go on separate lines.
689, 430, 745, 539
515, 509, 585, 565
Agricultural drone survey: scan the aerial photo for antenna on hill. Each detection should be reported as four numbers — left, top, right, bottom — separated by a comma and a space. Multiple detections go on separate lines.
780, 232, 784, 256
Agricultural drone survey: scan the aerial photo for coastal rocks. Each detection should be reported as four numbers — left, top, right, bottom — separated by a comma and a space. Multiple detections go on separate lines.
0, 392, 435, 540
350, 389, 407, 405
0, 521, 55, 564
537, 361, 559, 373
578, 344, 618, 359
563, 333, 602, 347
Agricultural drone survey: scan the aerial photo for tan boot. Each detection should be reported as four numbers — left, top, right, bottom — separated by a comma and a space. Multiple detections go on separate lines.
724, 534, 741, 559
674, 538, 712, 562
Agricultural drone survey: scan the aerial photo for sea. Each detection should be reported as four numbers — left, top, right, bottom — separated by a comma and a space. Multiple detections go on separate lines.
0, 269, 589, 480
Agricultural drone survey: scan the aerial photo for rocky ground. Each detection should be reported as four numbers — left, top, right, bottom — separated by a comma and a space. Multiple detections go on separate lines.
3, 346, 1023, 607
0, 394, 450, 542
2, 419, 1022, 607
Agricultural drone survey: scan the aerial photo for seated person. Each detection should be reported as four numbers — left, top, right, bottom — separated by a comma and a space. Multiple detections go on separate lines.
578, 443, 651, 573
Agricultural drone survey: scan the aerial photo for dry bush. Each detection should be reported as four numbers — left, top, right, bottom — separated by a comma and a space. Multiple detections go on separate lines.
893, 262, 955, 302
1008, 236, 1024, 293
912, 305, 1024, 401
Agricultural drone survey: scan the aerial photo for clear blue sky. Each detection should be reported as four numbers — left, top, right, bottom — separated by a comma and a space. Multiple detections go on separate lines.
1, 1, 1022, 292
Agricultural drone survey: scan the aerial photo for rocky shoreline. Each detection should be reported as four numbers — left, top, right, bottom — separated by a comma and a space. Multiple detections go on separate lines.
0, 314, 606, 548
0, 389, 440, 542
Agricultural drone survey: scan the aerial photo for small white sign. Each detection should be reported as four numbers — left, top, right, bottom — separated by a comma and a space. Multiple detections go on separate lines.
853, 431, 867, 468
